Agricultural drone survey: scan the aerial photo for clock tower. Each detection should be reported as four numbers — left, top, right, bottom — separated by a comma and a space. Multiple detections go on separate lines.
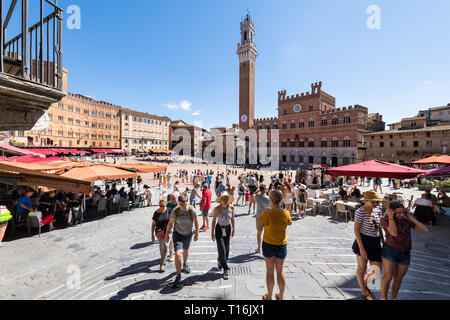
237, 14, 258, 130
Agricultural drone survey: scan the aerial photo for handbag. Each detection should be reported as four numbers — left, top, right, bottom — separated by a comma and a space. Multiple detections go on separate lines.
156, 230, 166, 240
155, 209, 169, 240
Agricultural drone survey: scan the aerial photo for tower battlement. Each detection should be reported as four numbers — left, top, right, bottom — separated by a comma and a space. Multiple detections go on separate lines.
320, 105, 368, 115
255, 117, 279, 123
278, 82, 326, 103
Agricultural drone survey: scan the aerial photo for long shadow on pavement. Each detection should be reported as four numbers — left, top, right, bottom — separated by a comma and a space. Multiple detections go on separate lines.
105, 259, 161, 281
109, 268, 223, 299
228, 252, 264, 264
130, 242, 156, 250
109, 272, 177, 300
160, 268, 223, 295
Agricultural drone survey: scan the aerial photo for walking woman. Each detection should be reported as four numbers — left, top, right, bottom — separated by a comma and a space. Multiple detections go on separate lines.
211, 192, 235, 280
236, 180, 246, 206
380, 202, 429, 300
152, 199, 171, 273
297, 185, 308, 219
257, 190, 293, 300
282, 185, 294, 217
352, 191, 384, 300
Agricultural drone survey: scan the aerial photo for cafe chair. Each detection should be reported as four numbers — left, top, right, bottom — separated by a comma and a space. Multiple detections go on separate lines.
26, 216, 51, 237
336, 203, 353, 223
96, 199, 107, 219
120, 199, 130, 213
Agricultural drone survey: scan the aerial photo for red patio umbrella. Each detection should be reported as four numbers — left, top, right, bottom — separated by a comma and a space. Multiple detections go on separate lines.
424, 166, 450, 177
325, 160, 425, 179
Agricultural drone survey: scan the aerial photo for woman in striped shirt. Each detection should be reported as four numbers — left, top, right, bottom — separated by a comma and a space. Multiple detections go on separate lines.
352, 191, 384, 300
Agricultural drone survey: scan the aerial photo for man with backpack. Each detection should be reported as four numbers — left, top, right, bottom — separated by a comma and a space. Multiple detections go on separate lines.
165, 193, 199, 288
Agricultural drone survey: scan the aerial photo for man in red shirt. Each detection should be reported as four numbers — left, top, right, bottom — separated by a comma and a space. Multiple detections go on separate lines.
200, 184, 212, 232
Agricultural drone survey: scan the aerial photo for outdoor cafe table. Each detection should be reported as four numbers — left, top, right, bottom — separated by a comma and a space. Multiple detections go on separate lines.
311, 198, 328, 215
335, 200, 361, 210
327, 194, 342, 202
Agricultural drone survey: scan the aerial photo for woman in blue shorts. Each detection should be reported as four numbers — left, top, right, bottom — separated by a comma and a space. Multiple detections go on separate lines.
380, 201, 429, 300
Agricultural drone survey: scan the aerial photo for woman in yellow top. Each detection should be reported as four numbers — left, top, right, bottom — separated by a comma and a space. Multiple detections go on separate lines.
257, 190, 292, 301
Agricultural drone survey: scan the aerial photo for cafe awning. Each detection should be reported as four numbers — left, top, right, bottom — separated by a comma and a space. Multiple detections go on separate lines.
150, 149, 172, 154
325, 160, 425, 179
7, 155, 63, 164
0, 162, 92, 194
0, 159, 80, 175
27, 149, 59, 156
112, 164, 167, 173
413, 155, 450, 166
61, 165, 137, 182
0, 145, 45, 157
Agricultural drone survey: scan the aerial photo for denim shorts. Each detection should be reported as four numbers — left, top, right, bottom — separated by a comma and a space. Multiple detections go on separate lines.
190, 200, 196, 207
262, 242, 287, 260
173, 231, 193, 251
202, 210, 209, 217
382, 245, 411, 266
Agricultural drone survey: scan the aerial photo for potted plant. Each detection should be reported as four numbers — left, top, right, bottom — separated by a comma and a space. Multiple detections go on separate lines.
0, 206, 13, 243
436, 180, 450, 193
418, 179, 434, 191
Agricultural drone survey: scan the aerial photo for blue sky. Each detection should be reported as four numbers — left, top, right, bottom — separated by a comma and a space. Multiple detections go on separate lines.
13, 0, 449, 128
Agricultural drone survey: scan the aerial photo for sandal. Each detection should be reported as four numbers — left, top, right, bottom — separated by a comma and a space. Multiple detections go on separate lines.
361, 290, 375, 301
262, 294, 271, 301
275, 294, 282, 301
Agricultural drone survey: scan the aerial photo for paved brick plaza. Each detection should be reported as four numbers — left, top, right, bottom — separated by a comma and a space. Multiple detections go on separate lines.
1, 180, 449, 300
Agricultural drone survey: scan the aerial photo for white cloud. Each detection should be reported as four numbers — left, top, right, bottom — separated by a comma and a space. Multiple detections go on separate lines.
164, 100, 192, 111
179, 100, 192, 111
423, 80, 435, 86
192, 110, 201, 116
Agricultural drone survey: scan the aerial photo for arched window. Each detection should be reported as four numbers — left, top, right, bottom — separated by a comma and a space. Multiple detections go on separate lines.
309, 156, 314, 164
332, 137, 339, 148
343, 137, 351, 147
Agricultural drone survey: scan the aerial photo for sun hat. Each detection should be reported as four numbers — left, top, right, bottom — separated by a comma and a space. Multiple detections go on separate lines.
299, 184, 307, 191
361, 191, 383, 202
217, 192, 234, 204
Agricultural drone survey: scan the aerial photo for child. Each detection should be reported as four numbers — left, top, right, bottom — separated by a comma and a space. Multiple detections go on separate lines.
28, 205, 55, 231
245, 189, 250, 206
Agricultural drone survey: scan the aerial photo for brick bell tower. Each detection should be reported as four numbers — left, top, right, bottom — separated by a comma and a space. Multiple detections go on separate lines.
237, 14, 258, 130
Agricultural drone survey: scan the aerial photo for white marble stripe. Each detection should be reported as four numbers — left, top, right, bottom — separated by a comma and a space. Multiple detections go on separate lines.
311, 262, 357, 266
340, 287, 450, 298
32, 284, 65, 300
33, 260, 118, 300
408, 268, 450, 279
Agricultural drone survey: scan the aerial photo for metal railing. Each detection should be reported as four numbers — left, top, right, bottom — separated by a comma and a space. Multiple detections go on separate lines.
1, 0, 63, 90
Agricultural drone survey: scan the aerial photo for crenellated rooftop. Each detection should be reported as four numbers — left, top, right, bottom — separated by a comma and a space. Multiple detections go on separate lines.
278, 82, 335, 104
320, 105, 368, 115
255, 117, 279, 123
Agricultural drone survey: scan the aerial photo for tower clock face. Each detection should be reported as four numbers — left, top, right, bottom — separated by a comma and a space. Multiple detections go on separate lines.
241, 114, 248, 123
293, 104, 303, 113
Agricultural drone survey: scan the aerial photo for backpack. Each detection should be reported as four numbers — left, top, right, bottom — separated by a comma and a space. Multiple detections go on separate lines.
174, 206, 195, 223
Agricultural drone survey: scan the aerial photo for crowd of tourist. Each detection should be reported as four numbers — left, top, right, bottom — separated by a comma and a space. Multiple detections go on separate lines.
144, 167, 449, 300
1, 164, 449, 301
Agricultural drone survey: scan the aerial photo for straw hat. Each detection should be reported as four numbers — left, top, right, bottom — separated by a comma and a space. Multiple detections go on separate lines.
361, 191, 383, 202
217, 191, 234, 204
299, 184, 307, 191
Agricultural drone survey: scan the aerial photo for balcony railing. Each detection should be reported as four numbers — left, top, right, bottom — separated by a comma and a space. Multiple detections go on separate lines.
1, 0, 63, 90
